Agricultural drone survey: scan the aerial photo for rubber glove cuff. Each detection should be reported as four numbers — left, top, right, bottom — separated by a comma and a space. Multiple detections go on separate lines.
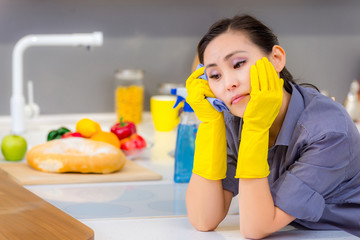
192, 116, 227, 180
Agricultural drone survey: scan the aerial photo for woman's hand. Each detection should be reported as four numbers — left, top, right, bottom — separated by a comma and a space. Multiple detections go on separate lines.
185, 66, 227, 180
186, 67, 222, 123
243, 57, 284, 131
235, 58, 294, 239
185, 66, 230, 231
236, 57, 283, 178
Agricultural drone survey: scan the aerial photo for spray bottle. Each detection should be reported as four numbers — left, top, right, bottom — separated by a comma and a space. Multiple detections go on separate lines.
171, 88, 200, 183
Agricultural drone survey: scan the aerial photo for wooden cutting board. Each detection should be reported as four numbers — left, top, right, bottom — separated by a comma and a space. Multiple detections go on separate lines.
0, 159, 162, 185
0, 169, 94, 240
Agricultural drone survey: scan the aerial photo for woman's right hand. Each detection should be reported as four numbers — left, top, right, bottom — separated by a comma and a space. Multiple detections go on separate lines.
186, 67, 222, 123
186, 66, 227, 180
185, 67, 230, 231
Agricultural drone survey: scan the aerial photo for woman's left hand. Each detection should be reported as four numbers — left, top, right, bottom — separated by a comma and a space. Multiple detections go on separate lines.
243, 57, 284, 131
235, 57, 283, 178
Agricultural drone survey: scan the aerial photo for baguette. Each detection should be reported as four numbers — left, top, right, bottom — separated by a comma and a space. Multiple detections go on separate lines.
26, 138, 126, 173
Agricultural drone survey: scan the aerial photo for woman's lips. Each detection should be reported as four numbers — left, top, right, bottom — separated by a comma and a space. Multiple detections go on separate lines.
231, 94, 248, 105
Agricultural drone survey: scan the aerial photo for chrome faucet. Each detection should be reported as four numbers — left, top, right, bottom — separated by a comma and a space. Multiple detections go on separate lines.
11, 32, 103, 134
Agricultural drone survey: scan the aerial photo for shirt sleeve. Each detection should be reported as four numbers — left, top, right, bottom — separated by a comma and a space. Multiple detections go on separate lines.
271, 130, 351, 222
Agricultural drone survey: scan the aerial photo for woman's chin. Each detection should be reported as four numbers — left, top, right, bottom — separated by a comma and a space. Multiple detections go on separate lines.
229, 108, 245, 118
229, 99, 248, 117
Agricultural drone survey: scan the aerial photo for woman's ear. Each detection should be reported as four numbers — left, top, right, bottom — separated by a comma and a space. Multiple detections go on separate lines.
270, 45, 286, 73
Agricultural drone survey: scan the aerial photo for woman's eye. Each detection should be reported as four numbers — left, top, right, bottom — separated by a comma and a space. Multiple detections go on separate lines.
234, 60, 246, 69
209, 74, 221, 80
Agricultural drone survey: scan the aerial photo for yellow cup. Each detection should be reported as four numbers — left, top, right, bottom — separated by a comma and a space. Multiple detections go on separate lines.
150, 95, 182, 131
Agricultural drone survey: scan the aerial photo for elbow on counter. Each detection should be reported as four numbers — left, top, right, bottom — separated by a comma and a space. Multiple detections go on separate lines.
188, 215, 219, 232
240, 226, 273, 240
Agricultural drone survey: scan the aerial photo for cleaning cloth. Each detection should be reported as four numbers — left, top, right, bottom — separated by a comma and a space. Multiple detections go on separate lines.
196, 64, 230, 112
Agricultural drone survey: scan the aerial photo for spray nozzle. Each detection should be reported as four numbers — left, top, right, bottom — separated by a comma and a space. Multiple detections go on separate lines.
171, 88, 194, 112
172, 93, 185, 109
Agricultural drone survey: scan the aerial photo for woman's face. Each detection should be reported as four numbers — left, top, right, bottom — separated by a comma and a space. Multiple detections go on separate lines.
203, 31, 270, 117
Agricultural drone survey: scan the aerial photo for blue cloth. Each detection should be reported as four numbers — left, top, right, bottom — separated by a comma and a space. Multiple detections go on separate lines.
196, 64, 230, 112
222, 83, 360, 237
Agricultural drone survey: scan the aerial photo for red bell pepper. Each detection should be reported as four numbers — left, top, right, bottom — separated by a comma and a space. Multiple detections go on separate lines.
61, 132, 83, 138
119, 133, 146, 151
110, 118, 137, 140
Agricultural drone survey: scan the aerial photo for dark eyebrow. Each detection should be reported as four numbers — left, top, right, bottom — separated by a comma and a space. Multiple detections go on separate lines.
204, 63, 217, 72
205, 50, 247, 71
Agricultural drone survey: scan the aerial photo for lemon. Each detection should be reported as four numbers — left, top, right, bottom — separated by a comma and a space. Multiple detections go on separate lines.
75, 118, 101, 138
90, 131, 120, 148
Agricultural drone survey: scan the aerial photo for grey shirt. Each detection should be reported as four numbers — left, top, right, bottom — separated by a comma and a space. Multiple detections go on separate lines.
222, 83, 360, 236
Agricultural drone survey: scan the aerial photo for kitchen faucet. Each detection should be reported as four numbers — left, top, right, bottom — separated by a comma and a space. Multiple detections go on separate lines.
11, 32, 103, 134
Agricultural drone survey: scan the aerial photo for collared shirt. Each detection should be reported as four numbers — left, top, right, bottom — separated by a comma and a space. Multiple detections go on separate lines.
222, 83, 360, 236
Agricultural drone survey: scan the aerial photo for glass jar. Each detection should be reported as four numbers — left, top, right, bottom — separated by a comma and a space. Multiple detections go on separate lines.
114, 69, 144, 124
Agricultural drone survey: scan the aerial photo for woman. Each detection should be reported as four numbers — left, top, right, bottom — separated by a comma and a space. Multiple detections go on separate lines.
185, 14, 360, 239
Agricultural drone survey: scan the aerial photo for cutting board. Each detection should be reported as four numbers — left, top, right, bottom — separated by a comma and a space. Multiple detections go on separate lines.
0, 159, 162, 185
0, 169, 94, 240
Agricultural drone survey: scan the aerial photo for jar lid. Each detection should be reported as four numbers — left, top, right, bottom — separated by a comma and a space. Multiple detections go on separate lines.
115, 69, 144, 80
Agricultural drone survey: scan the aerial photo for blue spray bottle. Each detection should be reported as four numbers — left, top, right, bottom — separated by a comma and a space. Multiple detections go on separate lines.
171, 88, 200, 183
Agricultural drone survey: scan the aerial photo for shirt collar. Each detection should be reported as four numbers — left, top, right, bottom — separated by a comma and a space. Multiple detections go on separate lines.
275, 83, 305, 146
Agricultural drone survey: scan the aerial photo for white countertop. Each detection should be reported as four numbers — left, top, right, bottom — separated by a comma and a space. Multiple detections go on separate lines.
0, 112, 359, 239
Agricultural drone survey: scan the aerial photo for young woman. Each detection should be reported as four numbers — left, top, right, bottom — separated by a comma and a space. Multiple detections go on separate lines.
185, 15, 360, 239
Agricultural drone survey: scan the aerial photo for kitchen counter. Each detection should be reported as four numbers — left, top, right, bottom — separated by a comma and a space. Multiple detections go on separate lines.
0, 112, 359, 240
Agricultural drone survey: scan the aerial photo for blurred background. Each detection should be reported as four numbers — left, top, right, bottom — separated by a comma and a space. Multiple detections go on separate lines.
0, 0, 359, 115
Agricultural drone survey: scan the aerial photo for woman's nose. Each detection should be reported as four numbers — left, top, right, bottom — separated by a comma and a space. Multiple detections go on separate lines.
225, 77, 239, 91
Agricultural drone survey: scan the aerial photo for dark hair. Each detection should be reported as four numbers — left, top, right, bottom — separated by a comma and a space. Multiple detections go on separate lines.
198, 15, 296, 93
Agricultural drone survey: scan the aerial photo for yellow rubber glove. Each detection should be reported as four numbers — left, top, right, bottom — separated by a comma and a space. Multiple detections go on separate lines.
186, 67, 227, 180
235, 57, 284, 178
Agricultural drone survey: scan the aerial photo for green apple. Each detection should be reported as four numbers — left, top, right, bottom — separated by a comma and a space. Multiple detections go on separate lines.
1, 135, 27, 161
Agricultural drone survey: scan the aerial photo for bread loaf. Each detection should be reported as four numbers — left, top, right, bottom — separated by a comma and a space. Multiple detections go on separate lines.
26, 138, 126, 174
